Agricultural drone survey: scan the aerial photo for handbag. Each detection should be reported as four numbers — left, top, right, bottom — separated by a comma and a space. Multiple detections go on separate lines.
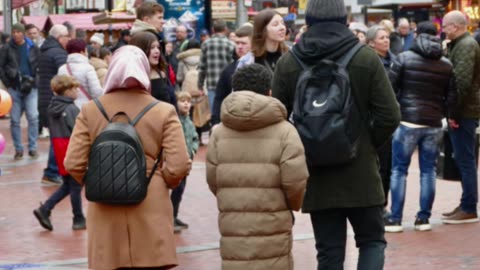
192, 96, 211, 128
19, 75, 34, 95
66, 64, 92, 100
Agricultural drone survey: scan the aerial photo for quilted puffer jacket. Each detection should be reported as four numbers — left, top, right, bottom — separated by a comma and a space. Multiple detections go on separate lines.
447, 32, 480, 118
389, 34, 459, 126
206, 91, 308, 270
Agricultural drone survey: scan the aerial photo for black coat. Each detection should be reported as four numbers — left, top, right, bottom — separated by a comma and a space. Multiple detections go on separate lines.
272, 22, 401, 211
212, 60, 238, 125
37, 37, 67, 125
389, 34, 459, 126
0, 38, 39, 89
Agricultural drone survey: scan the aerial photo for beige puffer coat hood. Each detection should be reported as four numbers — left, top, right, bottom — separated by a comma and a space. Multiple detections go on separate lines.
207, 91, 308, 270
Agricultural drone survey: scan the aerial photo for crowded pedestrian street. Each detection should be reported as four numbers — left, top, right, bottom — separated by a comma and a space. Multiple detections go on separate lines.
1, 117, 480, 270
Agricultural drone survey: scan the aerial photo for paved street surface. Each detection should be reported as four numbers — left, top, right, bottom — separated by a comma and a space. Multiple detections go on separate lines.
1, 116, 480, 270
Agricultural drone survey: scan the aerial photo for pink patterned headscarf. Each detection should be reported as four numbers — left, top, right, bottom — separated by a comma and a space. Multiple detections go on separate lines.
103, 45, 151, 94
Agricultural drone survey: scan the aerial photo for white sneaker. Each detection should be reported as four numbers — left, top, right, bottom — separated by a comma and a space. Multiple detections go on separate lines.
39, 127, 50, 139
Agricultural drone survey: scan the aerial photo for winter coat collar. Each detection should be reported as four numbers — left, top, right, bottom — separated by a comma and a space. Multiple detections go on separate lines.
410, 34, 443, 60
66, 53, 89, 64
293, 22, 358, 64
131, 19, 158, 35
221, 91, 287, 131
176, 48, 201, 61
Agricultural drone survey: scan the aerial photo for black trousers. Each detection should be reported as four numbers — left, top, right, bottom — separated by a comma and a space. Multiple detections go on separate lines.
170, 177, 187, 218
377, 140, 392, 206
310, 206, 386, 270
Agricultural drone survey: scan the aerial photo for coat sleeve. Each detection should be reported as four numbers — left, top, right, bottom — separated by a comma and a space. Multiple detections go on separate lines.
176, 61, 186, 84
197, 43, 207, 89
64, 105, 92, 184
206, 130, 218, 195
212, 65, 232, 125
388, 53, 404, 98
452, 41, 477, 103
53, 49, 67, 70
446, 69, 459, 120
280, 126, 308, 211
86, 66, 104, 98
0, 47, 10, 85
161, 106, 191, 188
367, 52, 401, 148
189, 121, 199, 156
272, 53, 297, 116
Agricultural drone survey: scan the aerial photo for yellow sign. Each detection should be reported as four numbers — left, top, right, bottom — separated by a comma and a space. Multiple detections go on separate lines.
299, 0, 307, 10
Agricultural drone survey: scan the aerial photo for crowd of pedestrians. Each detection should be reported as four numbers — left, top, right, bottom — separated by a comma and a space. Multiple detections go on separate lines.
0, 0, 479, 269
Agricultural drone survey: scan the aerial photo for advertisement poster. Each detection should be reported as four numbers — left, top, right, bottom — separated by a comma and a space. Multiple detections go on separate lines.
159, 0, 207, 42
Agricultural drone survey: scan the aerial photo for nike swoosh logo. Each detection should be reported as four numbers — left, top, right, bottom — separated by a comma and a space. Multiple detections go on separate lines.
313, 100, 328, 108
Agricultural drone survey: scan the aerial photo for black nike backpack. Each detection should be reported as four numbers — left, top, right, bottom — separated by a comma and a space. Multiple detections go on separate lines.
290, 43, 365, 166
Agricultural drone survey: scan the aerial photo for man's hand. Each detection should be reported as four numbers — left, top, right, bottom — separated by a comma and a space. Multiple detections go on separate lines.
198, 88, 205, 96
448, 119, 459, 129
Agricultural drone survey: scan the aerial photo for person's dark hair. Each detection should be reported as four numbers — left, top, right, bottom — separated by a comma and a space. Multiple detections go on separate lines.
416, 21, 438, 36
63, 21, 75, 34
235, 24, 253, 38
89, 47, 112, 59
136, 2, 164, 20
232, 64, 271, 95
25, 24, 38, 31
121, 29, 130, 37
66, 39, 87, 54
252, 9, 289, 58
76, 29, 87, 41
1, 33, 10, 44
213, 19, 227, 33
129, 31, 166, 72
185, 39, 201, 50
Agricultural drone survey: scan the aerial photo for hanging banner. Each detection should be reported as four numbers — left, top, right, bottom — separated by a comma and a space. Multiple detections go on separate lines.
159, 0, 206, 41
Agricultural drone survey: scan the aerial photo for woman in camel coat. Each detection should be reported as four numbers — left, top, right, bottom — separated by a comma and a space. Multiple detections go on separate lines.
64, 45, 191, 270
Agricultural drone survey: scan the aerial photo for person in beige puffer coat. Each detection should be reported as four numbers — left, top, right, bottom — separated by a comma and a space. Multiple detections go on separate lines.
89, 47, 111, 87
206, 64, 308, 270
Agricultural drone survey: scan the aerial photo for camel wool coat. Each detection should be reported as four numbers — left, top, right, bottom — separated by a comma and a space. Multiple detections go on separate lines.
64, 89, 191, 270
206, 91, 308, 270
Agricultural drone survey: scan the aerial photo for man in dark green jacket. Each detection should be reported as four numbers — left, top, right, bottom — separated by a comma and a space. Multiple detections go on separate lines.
272, 0, 400, 268
442, 10, 480, 224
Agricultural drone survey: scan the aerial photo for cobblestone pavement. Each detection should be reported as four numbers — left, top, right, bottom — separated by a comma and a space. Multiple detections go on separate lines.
1, 117, 479, 270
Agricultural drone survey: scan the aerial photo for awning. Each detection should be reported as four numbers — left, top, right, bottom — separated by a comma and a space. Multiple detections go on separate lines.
92, 11, 136, 25
21, 16, 48, 31
370, 0, 435, 8
48, 13, 132, 31
13, 0, 37, 9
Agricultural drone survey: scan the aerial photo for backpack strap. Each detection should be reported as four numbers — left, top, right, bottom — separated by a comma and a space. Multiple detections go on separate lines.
147, 150, 163, 183
337, 43, 364, 67
337, 43, 369, 123
290, 46, 308, 70
93, 98, 110, 122
131, 101, 160, 126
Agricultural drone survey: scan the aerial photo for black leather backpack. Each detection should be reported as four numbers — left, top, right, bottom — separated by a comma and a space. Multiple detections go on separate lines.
83, 99, 162, 205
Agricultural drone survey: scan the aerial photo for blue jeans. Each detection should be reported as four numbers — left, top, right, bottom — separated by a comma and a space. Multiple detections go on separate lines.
44, 175, 84, 218
208, 89, 216, 113
8, 88, 39, 152
310, 207, 386, 270
43, 142, 60, 178
390, 125, 443, 221
449, 118, 479, 213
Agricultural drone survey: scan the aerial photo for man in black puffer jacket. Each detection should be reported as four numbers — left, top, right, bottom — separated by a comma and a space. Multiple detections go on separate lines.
385, 22, 458, 233
37, 24, 69, 185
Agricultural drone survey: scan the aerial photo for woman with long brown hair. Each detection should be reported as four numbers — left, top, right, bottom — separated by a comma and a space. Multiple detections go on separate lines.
129, 32, 176, 106
237, 9, 289, 73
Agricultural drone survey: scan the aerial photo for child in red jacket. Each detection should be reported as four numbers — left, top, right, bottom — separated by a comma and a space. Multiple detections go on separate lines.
33, 75, 86, 231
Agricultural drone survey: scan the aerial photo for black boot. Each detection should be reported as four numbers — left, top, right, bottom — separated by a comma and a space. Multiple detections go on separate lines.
33, 204, 53, 231
72, 216, 86, 230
